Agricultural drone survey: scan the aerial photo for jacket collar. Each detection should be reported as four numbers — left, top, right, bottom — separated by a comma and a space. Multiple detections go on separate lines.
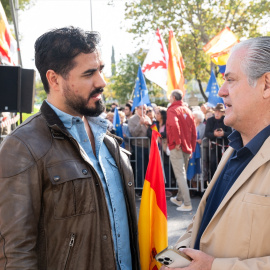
41, 100, 124, 146
191, 136, 270, 247
170, 100, 183, 108
40, 100, 71, 138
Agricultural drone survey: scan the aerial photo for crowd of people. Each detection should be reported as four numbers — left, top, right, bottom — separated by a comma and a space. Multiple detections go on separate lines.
100, 92, 231, 207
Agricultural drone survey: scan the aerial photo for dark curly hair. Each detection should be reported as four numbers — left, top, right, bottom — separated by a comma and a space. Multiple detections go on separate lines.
34, 26, 101, 93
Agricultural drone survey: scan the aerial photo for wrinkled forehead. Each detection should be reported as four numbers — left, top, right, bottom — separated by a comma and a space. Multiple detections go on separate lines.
225, 48, 247, 75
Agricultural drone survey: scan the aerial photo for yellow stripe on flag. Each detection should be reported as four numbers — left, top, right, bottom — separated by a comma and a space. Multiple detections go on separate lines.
138, 130, 168, 270
167, 29, 185, 99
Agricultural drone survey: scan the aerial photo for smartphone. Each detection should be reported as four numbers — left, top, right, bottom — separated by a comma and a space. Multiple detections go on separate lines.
155, 246, 192, 268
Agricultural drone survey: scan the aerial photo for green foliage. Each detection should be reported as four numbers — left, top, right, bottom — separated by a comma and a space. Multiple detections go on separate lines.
35, 80, 46, 104
21, 105, 39, 122
1, 0, 35, 22
124, 0, 270, 84
107, 48, 163, 104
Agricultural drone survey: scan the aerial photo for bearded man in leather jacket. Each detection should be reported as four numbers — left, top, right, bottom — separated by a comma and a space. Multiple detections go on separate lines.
0, 27, 140, 270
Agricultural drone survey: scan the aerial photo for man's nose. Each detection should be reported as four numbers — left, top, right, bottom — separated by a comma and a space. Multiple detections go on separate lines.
95, 72, 106, 88
218, 82, 228, 97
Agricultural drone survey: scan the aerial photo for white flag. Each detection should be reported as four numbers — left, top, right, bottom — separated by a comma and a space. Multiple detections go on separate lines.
142, 29, 168, 91
0, 2, 18, 65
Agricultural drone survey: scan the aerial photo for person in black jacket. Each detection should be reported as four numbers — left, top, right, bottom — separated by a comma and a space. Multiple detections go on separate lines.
205, 103, 232, 179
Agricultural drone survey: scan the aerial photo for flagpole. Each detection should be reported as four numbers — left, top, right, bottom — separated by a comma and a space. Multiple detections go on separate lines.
141, 91, 144, 117
90, 0, 93, 31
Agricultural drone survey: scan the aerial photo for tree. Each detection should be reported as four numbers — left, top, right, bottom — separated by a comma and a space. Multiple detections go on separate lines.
111, 46, 116, 76
2, 0, 35, 22
35, 79, 46, 104
124, 0, 270, 101
106, 48, 163, 104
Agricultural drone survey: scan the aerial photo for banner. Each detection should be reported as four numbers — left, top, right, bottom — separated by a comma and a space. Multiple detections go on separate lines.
0, 2, 17, 65
138, 130, 168, 270
142, 29, 168, 91
167, 29, 185, 98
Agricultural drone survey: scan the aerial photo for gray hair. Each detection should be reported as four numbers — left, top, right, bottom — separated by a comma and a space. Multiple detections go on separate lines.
171, 89, 183, 101
193, 110, 205, 123
231, 36, 270, 87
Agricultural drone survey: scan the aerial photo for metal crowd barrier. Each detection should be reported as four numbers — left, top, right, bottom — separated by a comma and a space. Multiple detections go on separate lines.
127, 136, 226, 193
0, 135, 7, 143
0, 133, 226, 193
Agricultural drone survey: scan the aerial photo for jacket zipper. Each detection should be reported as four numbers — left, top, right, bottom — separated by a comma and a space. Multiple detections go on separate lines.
64, 233, 75, 270
69, 136, 118, 266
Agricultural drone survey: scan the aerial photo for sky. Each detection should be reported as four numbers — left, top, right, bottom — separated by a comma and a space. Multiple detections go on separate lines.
18, 0, 140, 77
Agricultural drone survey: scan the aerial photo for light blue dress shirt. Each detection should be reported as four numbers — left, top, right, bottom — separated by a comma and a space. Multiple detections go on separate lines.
46, 101, 132, 270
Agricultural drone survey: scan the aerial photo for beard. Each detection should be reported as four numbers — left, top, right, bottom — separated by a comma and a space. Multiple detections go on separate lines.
63, 85, 105, 117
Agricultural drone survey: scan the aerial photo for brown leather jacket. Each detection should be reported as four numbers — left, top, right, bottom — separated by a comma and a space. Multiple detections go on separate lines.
0, 101, 140, 270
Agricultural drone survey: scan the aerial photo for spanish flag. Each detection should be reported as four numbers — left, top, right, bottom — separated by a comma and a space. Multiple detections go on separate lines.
138, 130, 168, 270
150, 123, 158, 132
167, 29, 185, 98
203, 27, 239, 66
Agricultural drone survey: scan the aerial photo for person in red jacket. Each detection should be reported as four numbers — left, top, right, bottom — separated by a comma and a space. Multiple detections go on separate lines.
166, 90, 197, 211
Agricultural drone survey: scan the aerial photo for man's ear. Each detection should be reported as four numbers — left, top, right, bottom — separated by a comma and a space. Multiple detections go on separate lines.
46, 70, 60, 91
262, 72, 270, 99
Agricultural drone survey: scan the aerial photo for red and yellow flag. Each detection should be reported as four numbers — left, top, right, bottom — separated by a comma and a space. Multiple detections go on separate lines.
150, 123, 158, 132
0, 2, 17, 65
138, 130, 168, 270
203, 27, 239, 66
167, 29, 185, 98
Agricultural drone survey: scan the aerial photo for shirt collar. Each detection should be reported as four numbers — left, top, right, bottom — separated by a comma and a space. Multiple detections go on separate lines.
45, 100, 108, 129
229, 125, 270, 156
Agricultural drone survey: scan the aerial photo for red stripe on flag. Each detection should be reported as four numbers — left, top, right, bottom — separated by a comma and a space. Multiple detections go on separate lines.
145, 130, 167, 217
4, 28, 11, 47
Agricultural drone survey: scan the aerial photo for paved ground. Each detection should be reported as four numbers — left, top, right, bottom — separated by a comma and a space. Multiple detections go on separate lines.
135, 195, 202, 245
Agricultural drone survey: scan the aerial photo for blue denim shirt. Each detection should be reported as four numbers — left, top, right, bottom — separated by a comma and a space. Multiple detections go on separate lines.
46, 101, 132, 270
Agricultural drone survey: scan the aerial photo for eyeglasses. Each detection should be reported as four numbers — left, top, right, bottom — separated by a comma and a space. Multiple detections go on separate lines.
146, 110, 153, 113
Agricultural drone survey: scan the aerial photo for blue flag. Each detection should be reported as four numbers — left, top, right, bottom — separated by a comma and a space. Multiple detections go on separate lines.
187, 131, 201, 181
205, 69, 224, 107
131, 65, 151, 112
113, 107, 125, 147
218, 65, 226, 74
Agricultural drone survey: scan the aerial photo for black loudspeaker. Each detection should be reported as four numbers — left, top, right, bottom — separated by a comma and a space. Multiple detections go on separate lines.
21, 68, 36, 113
0, 65, 21, 112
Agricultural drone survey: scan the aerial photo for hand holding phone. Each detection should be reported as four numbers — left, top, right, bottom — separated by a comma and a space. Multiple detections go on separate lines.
155, 246, 192, 268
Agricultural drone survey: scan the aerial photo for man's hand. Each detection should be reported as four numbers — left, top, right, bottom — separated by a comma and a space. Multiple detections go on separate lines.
160, 248, 214, 270
175, 144, 181, 150
214, 129, 224, 137
140, 115, 152, 126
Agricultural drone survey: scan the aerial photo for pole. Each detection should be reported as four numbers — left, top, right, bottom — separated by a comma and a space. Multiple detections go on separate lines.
8, 0, 22, 66
90, 0, 93, 31
15, 0, 19, 32
9, 0, 23, 123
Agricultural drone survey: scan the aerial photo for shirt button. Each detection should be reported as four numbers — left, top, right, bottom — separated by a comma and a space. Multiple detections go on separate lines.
76, 119, 80, 123
103, 234, 107, 240
128, 182, 132, 187
82, 169, 88, 175
84, 139, 88, 142
53, 175, 60, 182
